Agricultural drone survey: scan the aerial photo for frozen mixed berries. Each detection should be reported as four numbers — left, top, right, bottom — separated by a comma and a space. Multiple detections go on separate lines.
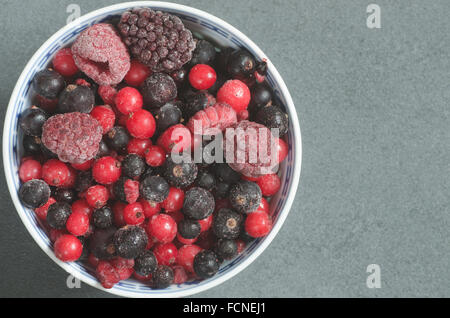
122, 154, 146, 179
33, 69, 66, 100
141, 72, 177, 108
42, 113, 103, 164
255, 105, 289, 137
140, 175, 170, 203
163, 157, 198, 189
71, 23, 131, 86
113, 225, 148, 259
93, 206, 114, 229
19, 179, 51, 209
229, 180, 262, 214
57, 84, 95, 113
118, 8, 196, 73
19, 107, 48, 137
212, 208, 243, 240
193, 250, 220, 279
182, 187, 215, 220
47, 202, 72, 229
134, 250, 158, 276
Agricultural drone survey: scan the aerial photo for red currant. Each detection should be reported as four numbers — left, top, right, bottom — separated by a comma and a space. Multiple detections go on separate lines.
124, 60, 151, 87
71, 159, 94, 171
96, 261, 120, 289
145, 145, 167, 167
140, 199, 161, 218
72, 199, 94, 218
257, 174, 281, 197
161, 187, 185, 213
92, 157, 122, 185
115, 87, 144, 115
176, 244, 202, 273
153, 243, 178, 266
147, 214, 177, 244
52, 48, 79, 77
61, 166, 77, 189
54, 234, 83, 262
157, 124, 192, 154
217, 80, 251, 112
42, 159, 69, 187
127, 138, 152, 157
85, 185, 109, 209
19, 159, 42, 182
245, 212, 272, 238
277, 138, 288, 164
66, 211, 90, 236
34, 197, 56, 221
123, 202, 145, 225
126, 109, 156, 139
189, 64, 217, 90
90, 105, 116, 134
198, 214, 213, 233
177, 234, 197, 245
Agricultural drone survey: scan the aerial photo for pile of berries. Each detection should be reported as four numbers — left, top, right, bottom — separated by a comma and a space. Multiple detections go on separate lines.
17, 8, 289, 290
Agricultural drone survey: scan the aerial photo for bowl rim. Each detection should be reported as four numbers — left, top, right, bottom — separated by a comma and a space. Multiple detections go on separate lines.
3, 1, 302, 298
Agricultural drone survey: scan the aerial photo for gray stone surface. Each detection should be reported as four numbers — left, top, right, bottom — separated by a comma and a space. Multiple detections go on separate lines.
1, 0, 449, 298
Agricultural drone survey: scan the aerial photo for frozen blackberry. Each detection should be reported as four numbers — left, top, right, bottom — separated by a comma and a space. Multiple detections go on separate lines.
163, 157, 198, 189
140, 175, 170, 203
53, 188, 76, 204
141, 72, 177, 108
93, 206, 114, 229
153, 265, 174, 289
178, 219, 201, 240
134, 250, 158, 276
214, 182, 231, 199
214, 239, 238, 260
19, 107, 48, 137
154, 102, 182, 133
251, 83, 272, 108
19, 179, 51, 209
113, 225, 148, 259
47, 202, 72, 229
122, 154, 146, 179
57, 84, 95, 114
255, 105, 289, 137
189, 40, 217, 67
213, 163, 241, 184
90, 227, 117, 260
105, 126, 130, 153
227, 49, 256, 80
118, 8, 196, 73
212, 208, 243, 240
229, 181, 262, 214
182, 187, 215, 220
23, 135, 42, 155
33, 69, 66, 99
193, 250, 220, 279
74, 170, 93, 193
195, 170, 216, 190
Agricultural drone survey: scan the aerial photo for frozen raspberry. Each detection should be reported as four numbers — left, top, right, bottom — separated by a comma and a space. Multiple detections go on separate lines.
98, 85, 118, 106
224, 120, 279, 178
42, 113, 103, 164
96, 261, 120, 289
71, 24, 130, 86
187, 103, 237, 135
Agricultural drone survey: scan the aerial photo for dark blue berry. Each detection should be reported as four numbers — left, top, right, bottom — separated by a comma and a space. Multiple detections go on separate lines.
122, 154, 146, 179
229, 181, 262, 214
182, 187, 215, 220
90, 227, 117, 260
163, 157, 198, 189
57, 84, 95, 114
153, 265, 174, 289
33, 69, 66, 100
19, 179, 51, 209
113, 225, 148, 259
140, 175, 170, 203
212, 208, 243, 240
134, 250, 157, 276
47, 202, 72, 229
19, 107, 48, 137
178, 219, 201, 240
193, 250, 220, 279
93, 206, 114, 229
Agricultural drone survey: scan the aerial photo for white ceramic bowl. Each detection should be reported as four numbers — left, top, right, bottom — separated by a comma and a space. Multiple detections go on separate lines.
3, 1, 302, 298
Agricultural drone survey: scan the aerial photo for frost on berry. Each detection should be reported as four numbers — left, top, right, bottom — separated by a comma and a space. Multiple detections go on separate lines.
42, 113, 103, 164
